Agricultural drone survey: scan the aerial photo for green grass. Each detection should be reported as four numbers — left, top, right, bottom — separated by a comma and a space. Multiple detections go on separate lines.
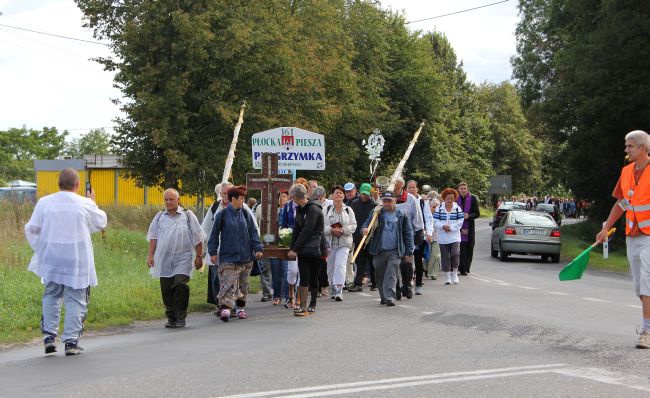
480, 206, 494, 219
560, 220, 629, 273
0, 203, 260, 345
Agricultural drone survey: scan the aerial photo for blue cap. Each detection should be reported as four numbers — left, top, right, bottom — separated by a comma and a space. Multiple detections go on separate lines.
344, 182, 355, 191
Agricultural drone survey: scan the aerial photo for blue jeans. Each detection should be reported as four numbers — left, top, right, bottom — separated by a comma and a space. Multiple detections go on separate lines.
270, 258, 288, 299
41, 282, 89, 343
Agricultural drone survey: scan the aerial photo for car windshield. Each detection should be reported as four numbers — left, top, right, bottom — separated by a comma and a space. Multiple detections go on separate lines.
500, 202, 526, 210
511, 212, 556, 227
536, 204, 554, 212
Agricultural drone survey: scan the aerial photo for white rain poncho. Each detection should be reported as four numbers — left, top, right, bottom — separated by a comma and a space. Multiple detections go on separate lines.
25, 191, 108, 289
147, 207, 205, 278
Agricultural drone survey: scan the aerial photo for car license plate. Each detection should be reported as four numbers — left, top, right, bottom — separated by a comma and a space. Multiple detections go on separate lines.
524, 229, 544, 236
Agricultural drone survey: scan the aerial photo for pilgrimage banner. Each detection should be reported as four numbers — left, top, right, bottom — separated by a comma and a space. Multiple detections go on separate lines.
251, 127, 326, 171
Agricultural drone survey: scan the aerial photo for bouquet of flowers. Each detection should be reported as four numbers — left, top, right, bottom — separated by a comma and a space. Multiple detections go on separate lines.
279, 228, 293, 247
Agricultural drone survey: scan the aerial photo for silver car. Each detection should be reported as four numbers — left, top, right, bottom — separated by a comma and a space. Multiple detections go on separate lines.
491, 210, 561, 263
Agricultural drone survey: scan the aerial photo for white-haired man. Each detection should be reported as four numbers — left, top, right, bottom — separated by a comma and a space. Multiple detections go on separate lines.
147, 188, 205, 328
597, 130, 650, 348
25, 168, 107, 356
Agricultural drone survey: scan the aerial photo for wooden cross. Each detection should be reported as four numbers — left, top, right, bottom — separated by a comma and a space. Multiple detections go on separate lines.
246, 153, 293, 244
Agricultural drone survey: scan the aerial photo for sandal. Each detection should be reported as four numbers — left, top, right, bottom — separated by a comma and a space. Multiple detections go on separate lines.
273, 298, 281, 306
294, 308, 309, 317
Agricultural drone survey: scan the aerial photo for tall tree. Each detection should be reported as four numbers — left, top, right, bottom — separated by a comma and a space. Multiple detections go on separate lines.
0, 127, 68, 182
512, 0, 650, 216
65, 128, 112, 158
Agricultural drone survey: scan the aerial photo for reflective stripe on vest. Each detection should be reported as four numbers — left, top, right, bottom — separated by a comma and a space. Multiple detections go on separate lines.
620, 162, 650, 235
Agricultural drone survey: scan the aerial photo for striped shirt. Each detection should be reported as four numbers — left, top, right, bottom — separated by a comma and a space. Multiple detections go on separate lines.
432, 202, 465, 244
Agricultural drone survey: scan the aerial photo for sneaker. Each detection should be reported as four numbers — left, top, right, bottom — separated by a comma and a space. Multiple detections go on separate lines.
415, 286, 423, 295
386, 301, 396, 307
220, 309, 231, 322
637, 329, 650, 349
380, 300, 386, 305
405, 288, 414, 300
452, 272, 460, 285
237, 310, 248, 320
175, 319, 186, 328
307, 307, 316, 314
261, 296, 271, 302
348, 286, 363, 292
165, 318, 176, 328
64, 341, 84, 356
294, 308, 309, 317
44, 335, 57, 355
335, 296, 343, 302
445, 272, 452, 285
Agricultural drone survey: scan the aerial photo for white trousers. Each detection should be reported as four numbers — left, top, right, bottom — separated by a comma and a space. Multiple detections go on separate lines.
327, 246, 350, 287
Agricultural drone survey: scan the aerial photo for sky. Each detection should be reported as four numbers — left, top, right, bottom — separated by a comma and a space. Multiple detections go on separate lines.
0, 0, 520, 137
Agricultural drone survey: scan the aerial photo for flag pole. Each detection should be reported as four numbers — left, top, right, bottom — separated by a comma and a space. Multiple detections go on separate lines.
221, 101, 247, 183
352, 121, 426, 263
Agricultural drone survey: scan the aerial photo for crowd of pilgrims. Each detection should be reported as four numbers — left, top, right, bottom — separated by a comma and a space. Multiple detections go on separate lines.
160, 177, 481, 323
495, 195, 590, 219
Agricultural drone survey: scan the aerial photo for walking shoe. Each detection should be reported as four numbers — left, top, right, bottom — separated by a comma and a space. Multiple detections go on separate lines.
445, 272, 452, 285
386, 301, 396, 307
44, 335, 57, 354
380, 300, 386, 305
636, 329, 650, 349
219, 309, 231, 322
165, 318, 176, 328
452, 271, 460, 285
335, 295, 343, 302
405, 288, 414, 300
261, 296, 271, 302
307, 307, 316, 314
294, 308, 309, 317
370, 286, 378, 291
348, 286, 363, 292
460, 271, 468, 276
415, 286, 423, 295
175, 319, 186, 328
64, 341, 84, 356
237, 310, 248, 320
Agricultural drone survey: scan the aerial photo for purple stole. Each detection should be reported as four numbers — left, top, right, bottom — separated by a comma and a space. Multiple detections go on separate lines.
456, 194, 472, 242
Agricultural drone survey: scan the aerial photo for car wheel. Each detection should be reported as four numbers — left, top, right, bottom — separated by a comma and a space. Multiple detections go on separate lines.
491, 247, 498, 258
541, 254, 549, 262
499, 242, 508, 262
550, 254, 560, 263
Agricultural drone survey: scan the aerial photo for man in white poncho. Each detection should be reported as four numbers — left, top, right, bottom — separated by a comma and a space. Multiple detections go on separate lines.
25, 168, 107, 356
147, 188, 205, 328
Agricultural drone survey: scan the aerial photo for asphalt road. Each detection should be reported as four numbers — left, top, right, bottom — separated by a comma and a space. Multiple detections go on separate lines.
2, 218, 650, 398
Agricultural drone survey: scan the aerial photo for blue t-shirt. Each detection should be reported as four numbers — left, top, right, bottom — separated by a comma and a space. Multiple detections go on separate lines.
380, 210, 398, 252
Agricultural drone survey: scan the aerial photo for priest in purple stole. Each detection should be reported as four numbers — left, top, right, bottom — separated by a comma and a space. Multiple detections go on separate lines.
456, 182, 480, 275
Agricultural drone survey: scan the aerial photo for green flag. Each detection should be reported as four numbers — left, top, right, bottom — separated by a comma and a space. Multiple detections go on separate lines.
558, 244, 596, 281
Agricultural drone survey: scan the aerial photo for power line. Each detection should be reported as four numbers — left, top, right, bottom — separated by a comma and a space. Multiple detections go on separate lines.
0, 22, 108, 46
406, 0, 511, 24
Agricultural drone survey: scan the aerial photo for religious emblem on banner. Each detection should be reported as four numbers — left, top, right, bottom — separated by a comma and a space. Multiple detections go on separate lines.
362, 129, 385, 176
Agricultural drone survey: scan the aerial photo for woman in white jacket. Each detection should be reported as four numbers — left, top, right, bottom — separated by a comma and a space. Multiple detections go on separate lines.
433, 188, 465, 285
324, 185, 357, 301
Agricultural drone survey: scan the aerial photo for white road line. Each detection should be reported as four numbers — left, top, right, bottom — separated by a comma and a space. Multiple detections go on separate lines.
498, 282, 511, 286
372, 299, 381, 302
469, 275, 492, 283
476, 226, 492, 231
215, 364, 568, 398
358, 293, 372, 297
627, 305, 642, 309
552, 367, 650, 393
399, 304, 415, 309
518, 286, 539, 290
276, 370, 565, 398
548, 291, 571, 296
422, 311, 434, 315
581, 297, 611, 303
472, 273, 506, 283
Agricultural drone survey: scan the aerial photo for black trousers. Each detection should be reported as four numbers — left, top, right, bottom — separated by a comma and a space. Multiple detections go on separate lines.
160, 274, 190, 321
414, 242, 426, 287
207, 264, 220, 305
459, 240, 475, 274
399, 259, 414, 294
318, 258, 329, 289
353, 248, 373, 287
298, 257, 322, 290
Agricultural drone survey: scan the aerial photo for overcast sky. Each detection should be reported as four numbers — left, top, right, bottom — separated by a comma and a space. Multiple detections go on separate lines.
0, 0, 520, 136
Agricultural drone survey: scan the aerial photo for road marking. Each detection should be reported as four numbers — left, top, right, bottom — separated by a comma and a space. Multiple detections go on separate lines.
422, 311, 434, 315
498, 282, 511, 286
518, 286, 539, 290
581, 297, 611, 303
627, 304, 642, 309
472, 273, 506, 283
372, 299, 381, 302
469, 275, 492, 283
215, 364, 568, 398
358, 293, 372, 297
399, 304, 415, 309
552, 367, 650, 393
476, 226, 492, 231
548, 291, 571, 296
